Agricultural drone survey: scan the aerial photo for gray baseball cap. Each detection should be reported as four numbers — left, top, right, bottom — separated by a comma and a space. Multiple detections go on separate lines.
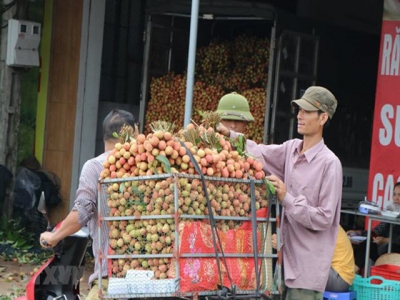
291, 86, 338, 119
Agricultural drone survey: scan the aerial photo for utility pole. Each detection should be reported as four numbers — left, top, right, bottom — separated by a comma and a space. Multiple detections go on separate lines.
0, 0, 28, 217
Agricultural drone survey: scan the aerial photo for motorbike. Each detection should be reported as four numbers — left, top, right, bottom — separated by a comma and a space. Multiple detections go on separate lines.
15, 192, 90, 300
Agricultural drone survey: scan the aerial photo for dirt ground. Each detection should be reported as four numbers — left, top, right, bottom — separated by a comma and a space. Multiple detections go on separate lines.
0, 258, 94, 299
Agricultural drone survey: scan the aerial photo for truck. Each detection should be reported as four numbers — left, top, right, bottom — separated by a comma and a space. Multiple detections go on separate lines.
122, 1, 377, 210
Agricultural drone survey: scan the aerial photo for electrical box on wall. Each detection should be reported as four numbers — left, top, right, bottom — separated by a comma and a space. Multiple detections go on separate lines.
6, 19, 41, 68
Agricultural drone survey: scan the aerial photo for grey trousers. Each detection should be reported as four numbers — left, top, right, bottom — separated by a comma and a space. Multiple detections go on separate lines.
325, 267, 350, 292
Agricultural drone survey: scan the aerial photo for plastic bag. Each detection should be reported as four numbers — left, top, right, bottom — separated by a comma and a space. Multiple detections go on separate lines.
13, 167, 41, 210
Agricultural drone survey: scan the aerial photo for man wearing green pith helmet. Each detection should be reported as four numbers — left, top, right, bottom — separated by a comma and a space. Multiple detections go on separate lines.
216, 92, 254, 135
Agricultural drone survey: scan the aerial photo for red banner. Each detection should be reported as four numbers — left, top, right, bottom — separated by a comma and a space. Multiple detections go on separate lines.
368, 0, 400, 209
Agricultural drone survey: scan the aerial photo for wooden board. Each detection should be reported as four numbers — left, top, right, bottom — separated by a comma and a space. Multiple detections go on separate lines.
42, 0, 83, 224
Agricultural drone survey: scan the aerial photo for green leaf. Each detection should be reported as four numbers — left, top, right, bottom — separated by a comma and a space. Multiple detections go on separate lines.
137, 202, 146, 208
11, 239, 25, 247
156, 155, 171, 173
198, 110, 205, 118
239, 134, 244, 144
237, 145, 243, 156
132, 185, 140, 195
264, 179, 276, 195
112, 132, 119, 138
237, 135, 246, 155
119, 182, 125, 193
7, 232, 16, 240
0, 216, 36, 251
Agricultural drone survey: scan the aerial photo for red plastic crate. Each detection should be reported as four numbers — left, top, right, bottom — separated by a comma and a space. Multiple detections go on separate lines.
370, 264, 400, 282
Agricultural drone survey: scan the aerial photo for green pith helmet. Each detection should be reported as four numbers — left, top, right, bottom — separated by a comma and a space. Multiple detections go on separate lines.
216, 92, 255, 122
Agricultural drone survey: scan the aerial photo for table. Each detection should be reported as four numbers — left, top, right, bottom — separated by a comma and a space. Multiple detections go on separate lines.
341, 209, 400, 277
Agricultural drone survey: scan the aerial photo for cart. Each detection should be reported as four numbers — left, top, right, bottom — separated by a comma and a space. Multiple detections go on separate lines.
97, 172, 280, 299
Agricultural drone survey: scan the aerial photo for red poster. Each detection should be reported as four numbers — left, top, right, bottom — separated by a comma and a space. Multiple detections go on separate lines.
368, 0, 400, 209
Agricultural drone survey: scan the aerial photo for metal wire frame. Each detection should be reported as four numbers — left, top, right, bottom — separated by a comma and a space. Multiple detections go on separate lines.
97, 173, 280, 299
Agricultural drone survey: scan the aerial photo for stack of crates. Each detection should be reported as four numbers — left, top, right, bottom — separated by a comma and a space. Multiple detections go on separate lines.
97, 173, 279, 299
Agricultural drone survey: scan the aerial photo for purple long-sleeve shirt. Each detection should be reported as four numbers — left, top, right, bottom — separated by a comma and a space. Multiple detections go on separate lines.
233, 133, 342, 292
72, 151, 109, 285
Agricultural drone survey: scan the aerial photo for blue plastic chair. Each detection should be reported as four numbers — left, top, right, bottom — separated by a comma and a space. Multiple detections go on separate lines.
323, 290, 357, 300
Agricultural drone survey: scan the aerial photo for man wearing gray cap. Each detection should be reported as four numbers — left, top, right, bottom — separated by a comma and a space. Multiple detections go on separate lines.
218, 86, 343, 299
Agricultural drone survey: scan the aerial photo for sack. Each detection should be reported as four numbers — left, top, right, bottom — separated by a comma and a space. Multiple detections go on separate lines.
13, 167, 41, 210
17, 155, 62, 208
